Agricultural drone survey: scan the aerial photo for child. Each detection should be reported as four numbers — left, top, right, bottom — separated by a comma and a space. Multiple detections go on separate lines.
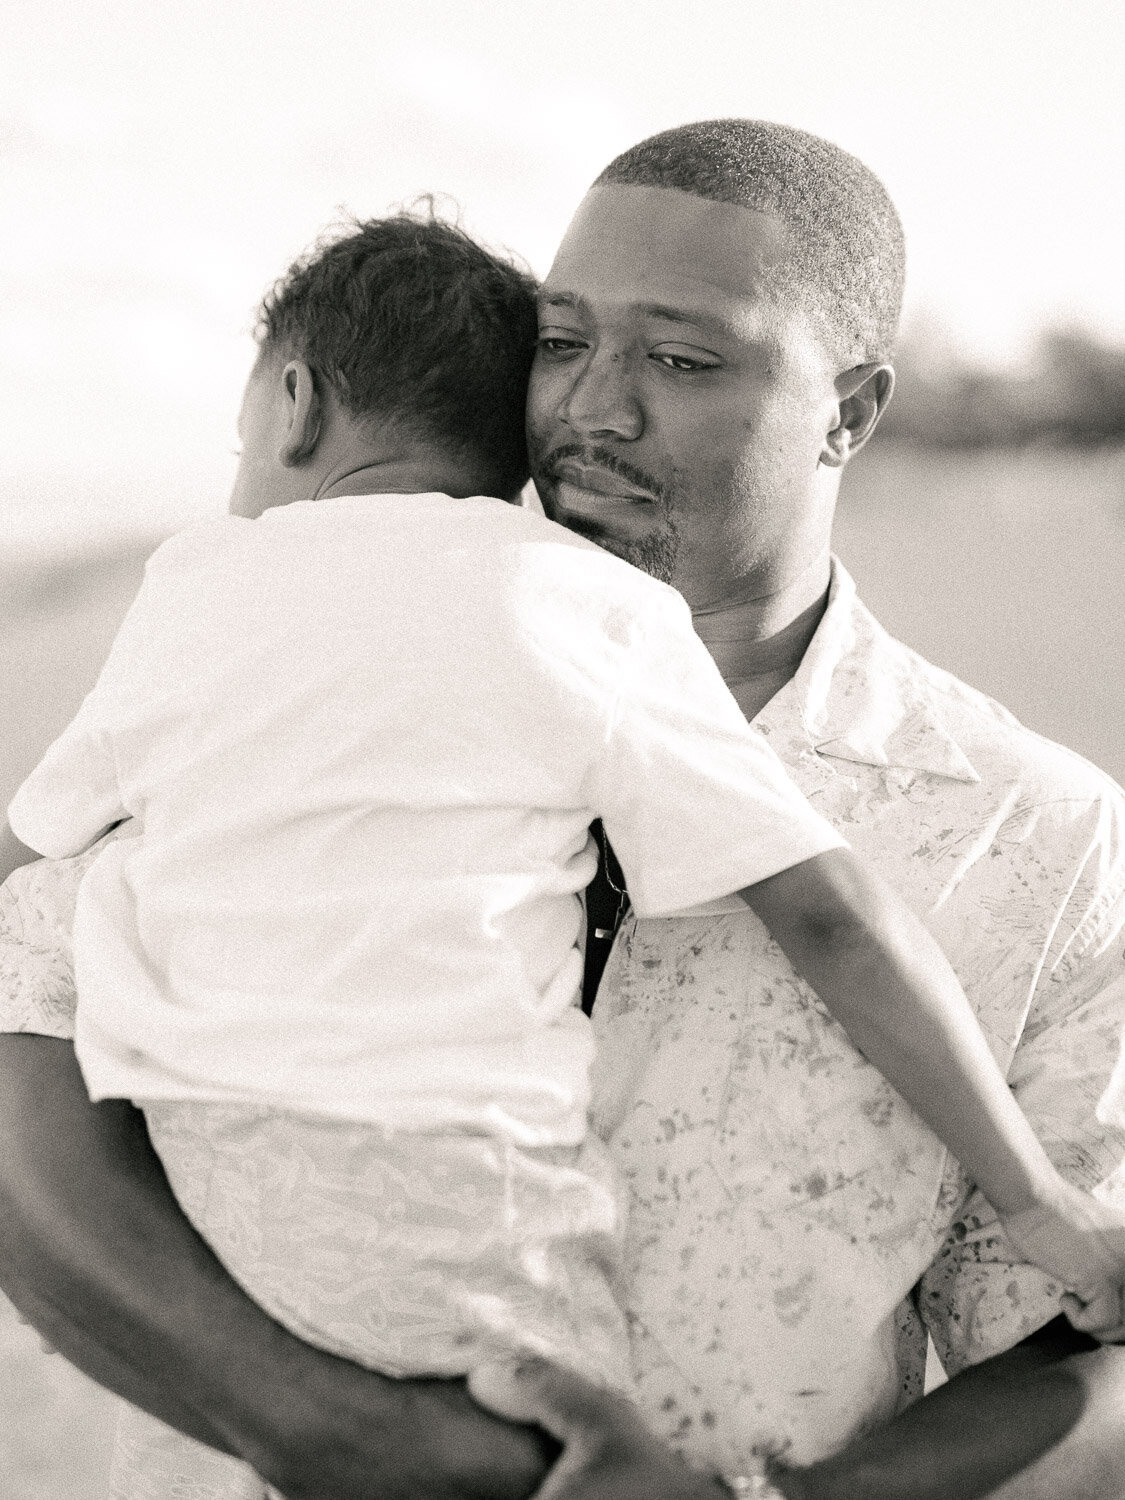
4, 211, 1124, 1499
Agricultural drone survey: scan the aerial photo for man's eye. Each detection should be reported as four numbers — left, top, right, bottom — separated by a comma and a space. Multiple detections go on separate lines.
536, 336, 587, 356
651, 350, 718, 372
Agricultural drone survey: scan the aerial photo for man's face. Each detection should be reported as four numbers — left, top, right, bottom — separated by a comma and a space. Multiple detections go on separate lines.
527, 185, 844, 605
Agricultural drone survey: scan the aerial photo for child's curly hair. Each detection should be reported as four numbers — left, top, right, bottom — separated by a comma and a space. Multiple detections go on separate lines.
257, 206, 539, 499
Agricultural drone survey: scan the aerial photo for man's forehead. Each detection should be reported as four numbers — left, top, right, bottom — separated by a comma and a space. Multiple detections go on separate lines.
543, 184, 790, 315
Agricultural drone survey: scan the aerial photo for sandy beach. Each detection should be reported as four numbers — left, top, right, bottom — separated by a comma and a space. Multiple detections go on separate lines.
0, 1293, 117, 1499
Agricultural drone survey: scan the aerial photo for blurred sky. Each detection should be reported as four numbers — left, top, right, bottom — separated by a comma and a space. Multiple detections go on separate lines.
3, 0, 1125, 531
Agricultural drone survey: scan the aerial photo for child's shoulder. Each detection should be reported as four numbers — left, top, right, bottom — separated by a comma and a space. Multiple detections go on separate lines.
143, 514, 254, 577
504, 507, 686, 610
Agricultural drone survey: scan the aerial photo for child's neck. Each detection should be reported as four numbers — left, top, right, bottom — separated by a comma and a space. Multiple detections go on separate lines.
317, 455, 498, 503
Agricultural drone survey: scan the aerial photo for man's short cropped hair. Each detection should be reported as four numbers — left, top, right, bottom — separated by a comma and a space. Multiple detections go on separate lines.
256, 208, 539, 499
595, 120, 905, 365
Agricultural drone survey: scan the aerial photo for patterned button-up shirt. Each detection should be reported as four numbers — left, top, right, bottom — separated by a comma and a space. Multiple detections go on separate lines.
591, 560, 1125, 1475
3, 562, 1125, 1480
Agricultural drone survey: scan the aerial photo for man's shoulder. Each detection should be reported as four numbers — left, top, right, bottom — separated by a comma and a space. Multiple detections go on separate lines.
861, 599, 1124, 816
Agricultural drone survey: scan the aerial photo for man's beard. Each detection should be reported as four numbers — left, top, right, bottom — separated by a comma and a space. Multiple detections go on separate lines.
557, 510, 680, 584
530, 441, 681, 584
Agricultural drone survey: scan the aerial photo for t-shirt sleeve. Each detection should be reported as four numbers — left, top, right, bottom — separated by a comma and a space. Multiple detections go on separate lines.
587, 590, 846, 919
918, 843, 1125, 1372
8, 686, 124, 859
6, 529, 196, 859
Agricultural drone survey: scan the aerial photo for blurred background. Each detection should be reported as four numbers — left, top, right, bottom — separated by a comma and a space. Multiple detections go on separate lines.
3, 2, 1124, 1494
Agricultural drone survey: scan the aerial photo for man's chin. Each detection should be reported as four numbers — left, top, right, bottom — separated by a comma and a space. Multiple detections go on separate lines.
548, 512, 678, 585
597, 531, 678, 585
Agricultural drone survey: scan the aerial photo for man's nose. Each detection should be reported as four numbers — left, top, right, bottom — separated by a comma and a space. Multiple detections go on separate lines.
558, 349, 643, 441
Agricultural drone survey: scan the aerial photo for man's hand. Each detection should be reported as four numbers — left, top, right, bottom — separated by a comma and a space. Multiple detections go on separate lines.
769, 1317, 1125, 1500
468, 1358, 732, 1500
251, 1371, 556, 1500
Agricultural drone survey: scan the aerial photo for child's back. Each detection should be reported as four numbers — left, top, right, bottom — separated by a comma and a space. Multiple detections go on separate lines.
11, 494, 843, 1500
28, 488, 826, 1146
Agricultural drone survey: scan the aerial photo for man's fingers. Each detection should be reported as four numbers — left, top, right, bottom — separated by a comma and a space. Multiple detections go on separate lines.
469, 1358, 663, 1500
468, 1358, 549, 1426
468, 1357, 632, 1444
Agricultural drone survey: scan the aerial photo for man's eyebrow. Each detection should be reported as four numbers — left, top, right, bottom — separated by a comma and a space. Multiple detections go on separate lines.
639, 303, 742, 337
536, 291, 741, 339
536, 291, 584, 312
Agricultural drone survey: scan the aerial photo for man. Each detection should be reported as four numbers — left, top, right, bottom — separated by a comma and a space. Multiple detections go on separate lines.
2, 120, 1125, 1500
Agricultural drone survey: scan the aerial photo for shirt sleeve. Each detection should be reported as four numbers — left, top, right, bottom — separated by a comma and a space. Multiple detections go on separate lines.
588, 591, 846, 919
918, 803, 1125, 1372
4, 532, 187, 859
7, 687, 125, 859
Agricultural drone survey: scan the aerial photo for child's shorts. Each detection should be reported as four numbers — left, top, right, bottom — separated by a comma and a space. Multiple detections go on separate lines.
110, 1101, 631, 1500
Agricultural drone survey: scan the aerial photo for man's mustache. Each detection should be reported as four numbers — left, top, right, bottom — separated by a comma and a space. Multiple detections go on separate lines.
533, 443, 668, 506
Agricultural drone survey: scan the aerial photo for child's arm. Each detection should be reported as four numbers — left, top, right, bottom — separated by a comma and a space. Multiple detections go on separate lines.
741, 846, 1125, 1341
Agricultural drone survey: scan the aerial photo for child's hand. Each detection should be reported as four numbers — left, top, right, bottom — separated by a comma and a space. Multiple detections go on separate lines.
1000, 1180, 1125, 1342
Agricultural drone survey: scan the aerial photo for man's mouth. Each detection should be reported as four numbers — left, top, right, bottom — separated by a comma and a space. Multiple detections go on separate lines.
549, 461, 656, 512
535, 453, 679, 581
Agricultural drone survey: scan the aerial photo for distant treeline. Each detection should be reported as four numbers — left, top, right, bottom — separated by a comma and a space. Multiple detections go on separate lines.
878, 326, 1125, 448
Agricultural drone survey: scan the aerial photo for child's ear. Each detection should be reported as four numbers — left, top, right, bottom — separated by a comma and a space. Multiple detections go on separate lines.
278, 360, 322, 466
821, 362, 894, 469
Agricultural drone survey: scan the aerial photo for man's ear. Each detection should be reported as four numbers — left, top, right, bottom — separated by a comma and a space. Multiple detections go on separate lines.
821, 362, 895, 469
277, 360, 322, 467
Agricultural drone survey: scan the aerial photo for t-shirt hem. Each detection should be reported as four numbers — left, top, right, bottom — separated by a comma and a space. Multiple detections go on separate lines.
116, 1085, 590, 1149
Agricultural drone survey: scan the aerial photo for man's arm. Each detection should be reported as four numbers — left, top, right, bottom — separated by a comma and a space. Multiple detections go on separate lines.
0, 1034, 556, 1500
5, 967, 1120, 1500
772, 1318, 1125, 1500
471, 1323, 1125, 1500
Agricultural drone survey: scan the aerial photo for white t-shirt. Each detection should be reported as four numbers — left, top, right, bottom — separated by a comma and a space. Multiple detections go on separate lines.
9, 493, 844, 1144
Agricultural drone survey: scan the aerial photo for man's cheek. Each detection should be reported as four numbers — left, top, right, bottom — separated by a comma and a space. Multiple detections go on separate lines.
524, 368, 560, 439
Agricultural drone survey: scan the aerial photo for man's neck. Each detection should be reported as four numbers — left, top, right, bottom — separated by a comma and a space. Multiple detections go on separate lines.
688, 554, 832, 723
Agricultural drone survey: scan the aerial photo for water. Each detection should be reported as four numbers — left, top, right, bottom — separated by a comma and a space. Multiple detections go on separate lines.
835, 443, 1125, 788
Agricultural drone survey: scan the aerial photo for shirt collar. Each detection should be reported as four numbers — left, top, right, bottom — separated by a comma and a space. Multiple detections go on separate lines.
756, 560, 981, 784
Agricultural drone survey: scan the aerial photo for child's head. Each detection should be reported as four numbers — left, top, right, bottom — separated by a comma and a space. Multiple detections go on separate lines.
230, 208, 539, 515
